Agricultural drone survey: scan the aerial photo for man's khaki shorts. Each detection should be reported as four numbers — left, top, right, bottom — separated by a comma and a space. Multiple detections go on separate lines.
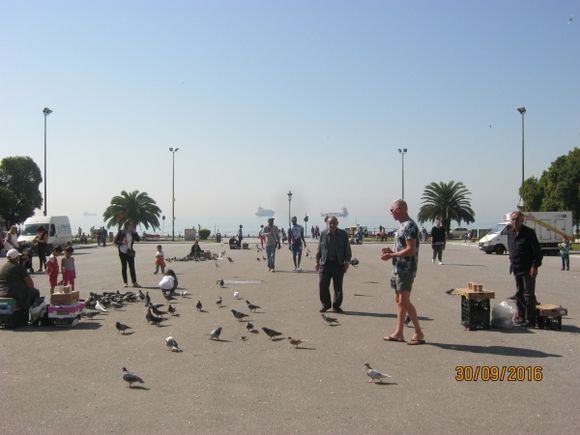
395, 272, 415, 292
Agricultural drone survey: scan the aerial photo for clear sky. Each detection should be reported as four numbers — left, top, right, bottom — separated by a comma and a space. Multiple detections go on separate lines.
1, 0, 578, 234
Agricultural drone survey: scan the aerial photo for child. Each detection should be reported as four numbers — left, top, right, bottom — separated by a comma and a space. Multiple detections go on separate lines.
558, 237, 571, 271
46, 245, 63, 294
159, 269, 178, 293
154, 245, 166, 274
61, 245, 76, 290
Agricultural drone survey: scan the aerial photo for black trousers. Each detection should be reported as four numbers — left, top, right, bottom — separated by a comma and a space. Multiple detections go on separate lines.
37, 243, 47, 270
514, 274, 536, 324
119, 252, 137, 284
319, 260, 344, 309
432, 245, 443, 261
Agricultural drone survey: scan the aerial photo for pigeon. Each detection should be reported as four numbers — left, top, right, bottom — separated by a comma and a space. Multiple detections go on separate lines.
245, 300, 261, 312
122, 367, 144, 388
209, 326, 222, 340
165, 336, 182, 352
196, 300, 203, 312
227, 256, 234, 263
256, 257, 261, 261
262, 255, 266, 260
216, 279, 224, 287
363, 362, 392, 384
146, 309, 167, 326
262, 327, 283, 340
144, 292, 151, 307
111, 300, 123, 309
288, 337, 310, 348
163, 292, 177, 301
240, 335, 248, 341
445, 288, 457, 295
138, 290, 146, 301
246, 322, 255, 331
95, 300, 108, 312
321, 314, 340, 325
168, 304, 176, 314
151, 305, 167, 316
233, 291, 241, 300
82, 310, 99, 319
115, 321, 131, 335
216, 296, 223, 307
179, 291, 189, 297
350, 258, 359, 266
231, 309, 249, 321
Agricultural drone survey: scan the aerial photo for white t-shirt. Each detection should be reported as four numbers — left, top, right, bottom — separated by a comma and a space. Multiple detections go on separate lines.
159, 275, 176, 291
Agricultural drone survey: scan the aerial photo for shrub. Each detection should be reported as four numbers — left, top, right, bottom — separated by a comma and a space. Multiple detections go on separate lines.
199, 229, 211, 240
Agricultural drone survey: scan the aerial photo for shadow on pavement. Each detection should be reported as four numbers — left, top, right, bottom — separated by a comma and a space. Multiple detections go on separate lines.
11, 321, 103, 332
438, 263, 486, 267
428, 342, 562, 358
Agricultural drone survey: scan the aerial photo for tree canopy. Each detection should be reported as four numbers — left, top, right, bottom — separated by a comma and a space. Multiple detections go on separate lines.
417, 181, 475, 232
103, 190, 162, 230
521, 147, 579, 227
0, 156, 43, 226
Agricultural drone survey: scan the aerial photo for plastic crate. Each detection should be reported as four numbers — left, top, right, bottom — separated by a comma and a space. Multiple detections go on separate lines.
0, 298, 16, 315
461, 296, 490, 330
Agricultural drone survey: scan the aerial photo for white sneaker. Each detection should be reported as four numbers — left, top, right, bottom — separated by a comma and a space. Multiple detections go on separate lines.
431, 259, 435, 263
438, 261, 443, 265
297, 267, 302, 272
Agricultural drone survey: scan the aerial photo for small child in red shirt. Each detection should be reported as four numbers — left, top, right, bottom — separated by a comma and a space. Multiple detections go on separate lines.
46, 245, 63, 293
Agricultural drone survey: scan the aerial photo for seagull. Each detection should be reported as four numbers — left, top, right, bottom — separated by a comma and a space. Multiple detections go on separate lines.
95, 300, 108, 312
363, 362, 392, 384
165, 336, 182, 352
233, 291, 241, 300
216, 296, 223, 307
196, 300, 203, 312
115, 321, 131, 334
321, 314, 340, 325
288, 337, 310, 348
245, 300, 261, 312
209, 326, 222, 340
231, 309, 249, 321
262, 327, 283, 340
568, 15, 575, 24
122, 367, 144, 388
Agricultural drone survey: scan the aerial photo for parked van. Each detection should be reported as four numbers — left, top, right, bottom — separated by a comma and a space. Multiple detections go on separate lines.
17, 216, 73, 252
478, 211, 573, 255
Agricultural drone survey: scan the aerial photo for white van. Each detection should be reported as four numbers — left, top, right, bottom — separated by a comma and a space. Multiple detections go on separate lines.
17, 216, 73, 251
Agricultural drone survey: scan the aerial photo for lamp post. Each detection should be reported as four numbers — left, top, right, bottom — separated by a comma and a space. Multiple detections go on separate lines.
42, 107, 53, 216
169, 147, 179, 241
304, 214, 309, 239
397, 147, 407, 199
517, 107, 526, 209
287, 190, 293, 229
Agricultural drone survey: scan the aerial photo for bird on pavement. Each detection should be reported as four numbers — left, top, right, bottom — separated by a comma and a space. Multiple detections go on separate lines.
146, 309, 167, 326
288, 337, 310, 348
350, 258, 359, 266
165, 336, 182, 352
216, 279, 224, 287
231, 309, 249, 321
233, 291, 241, 300
82, 310, 99, 319
168, 304, 177, 315
144, 292, 151, 307
240, 335, 248, 341
256, 257, 261, 261
216, 296, 223, 307
196, 300, 203, 312
321, 314, 340, 325
115, 321, 131, 334
363, 362, 392, 384
95, 300, 108, 312
122, 367, 144, 388
151, 305, 167, 316
138, 289, 146, 301
227, 256, 234, 263
163, 292, 177, 301
209, 326, 222, 340
262, 327, 283, 340
245, 300, 261, 312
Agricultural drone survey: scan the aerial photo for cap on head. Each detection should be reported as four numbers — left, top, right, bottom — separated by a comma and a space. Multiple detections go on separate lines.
268, 218, 274, 222
6, 249, 21, 260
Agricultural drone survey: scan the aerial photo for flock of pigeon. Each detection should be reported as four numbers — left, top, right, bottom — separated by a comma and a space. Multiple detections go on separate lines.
82, 244, 386, 388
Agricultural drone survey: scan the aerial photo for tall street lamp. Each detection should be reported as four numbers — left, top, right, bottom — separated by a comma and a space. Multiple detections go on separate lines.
517, 107, 526, 209
169, 147, 179, 241
397, 148, 407, 199
42, 107, 53, 216
287, 190, 293, 229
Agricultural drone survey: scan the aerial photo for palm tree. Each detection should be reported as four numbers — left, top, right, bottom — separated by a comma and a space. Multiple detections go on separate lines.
417, 181, 475, 233
103, 190, 162, 230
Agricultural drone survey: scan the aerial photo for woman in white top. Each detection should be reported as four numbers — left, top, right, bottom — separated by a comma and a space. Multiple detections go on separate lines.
114, 221, 141, 288
4, 225, 19, 250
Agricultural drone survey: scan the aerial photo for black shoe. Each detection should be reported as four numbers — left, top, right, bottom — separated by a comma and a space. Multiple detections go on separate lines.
333, 306, 343, 314
319, 306, 331, 313
507, 294, 517, 300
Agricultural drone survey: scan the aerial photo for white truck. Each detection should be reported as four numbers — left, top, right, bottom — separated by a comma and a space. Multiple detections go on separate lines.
17, 215, 73, 252
478, 211, 573, 255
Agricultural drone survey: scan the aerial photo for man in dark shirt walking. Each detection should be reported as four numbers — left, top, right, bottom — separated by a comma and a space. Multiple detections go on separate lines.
507, 211, 543, 327
316, 216, 352, 313
430, 220, 447, 265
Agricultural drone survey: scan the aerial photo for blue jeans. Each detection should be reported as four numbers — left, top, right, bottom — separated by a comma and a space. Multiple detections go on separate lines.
266, 244, 277, 269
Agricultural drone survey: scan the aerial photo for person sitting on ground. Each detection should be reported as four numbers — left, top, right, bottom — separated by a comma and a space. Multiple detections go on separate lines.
0, 249, 41, 316
189, 240, 203, 258
159, 269, 178, 293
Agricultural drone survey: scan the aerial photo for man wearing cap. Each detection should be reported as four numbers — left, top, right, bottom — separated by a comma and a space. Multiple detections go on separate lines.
262, 218, 281, 272
0, 249, 41, 315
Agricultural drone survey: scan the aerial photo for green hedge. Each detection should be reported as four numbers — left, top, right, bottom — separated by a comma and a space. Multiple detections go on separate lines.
199, 229, 211, 240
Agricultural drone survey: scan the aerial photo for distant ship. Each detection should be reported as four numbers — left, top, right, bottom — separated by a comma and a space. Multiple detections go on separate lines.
320, 207, 348, 218
255, 206, 275, 217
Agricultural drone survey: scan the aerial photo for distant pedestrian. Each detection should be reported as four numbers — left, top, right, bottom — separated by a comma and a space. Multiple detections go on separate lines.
154, 245, 166, 274
259, 225, 265, 249
507, 211, 543, 327
34, 226, 49, 272
280, 228, 288, 245
316, 216, 352, 313
430, 220, 446, 265
46, 245, 63, 294
262, 218, 280, 272
558, 236, 571, 271
114, 221, 141, 288
381, 199, 425, 345
61, 245, 76, 291
288, 216, 306, 271
238, 225, 244, 249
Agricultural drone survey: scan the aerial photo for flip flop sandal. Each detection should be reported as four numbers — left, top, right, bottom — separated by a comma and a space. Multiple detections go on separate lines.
407, 339, 426, 345
383, 335, 405, 342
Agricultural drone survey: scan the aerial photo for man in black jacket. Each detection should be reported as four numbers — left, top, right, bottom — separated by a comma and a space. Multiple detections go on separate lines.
316, 216, 352, 313
507, 211, 543, 327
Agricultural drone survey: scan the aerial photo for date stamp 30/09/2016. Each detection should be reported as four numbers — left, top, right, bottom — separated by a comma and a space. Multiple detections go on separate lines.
455, 365, 543, 382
